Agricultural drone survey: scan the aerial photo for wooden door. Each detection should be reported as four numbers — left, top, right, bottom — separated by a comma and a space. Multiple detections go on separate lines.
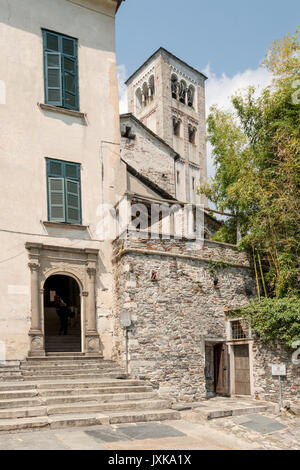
214, 343, 230, 396
234, 344, 251, 395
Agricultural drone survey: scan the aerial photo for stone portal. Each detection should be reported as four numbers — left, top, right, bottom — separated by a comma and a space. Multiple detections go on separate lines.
26, 243, 102, 357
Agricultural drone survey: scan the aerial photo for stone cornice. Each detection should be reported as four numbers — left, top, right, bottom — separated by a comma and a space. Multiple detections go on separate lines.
25, 242, 98, 257
112, 247, 252, 270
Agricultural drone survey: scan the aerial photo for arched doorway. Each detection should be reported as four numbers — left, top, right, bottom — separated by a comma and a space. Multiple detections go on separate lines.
44, 275, 81, 353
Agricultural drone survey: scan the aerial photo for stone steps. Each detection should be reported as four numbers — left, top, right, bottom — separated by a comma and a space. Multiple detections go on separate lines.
22, 364, 121, 370
0, 409, 181, 433
22, 367, 123, 379
0, 384, 35, 392
45, 349, 81, 353
0, 391, 158, 408
193, 401, 275, 420
0, 398, 42, 409
22, 362, 117, 367
45, 335, 81, 340
0, 398, 170, 419
21, 364, 122, 371
0, 358, 180, 432
23, 373, 126, 381
0, 366, 23, 382
39, 385, 153, 398
108, 409, 180, 425
0, 390, 38, 400
25, 355, 104, 362
0, 406, 47, 420
43, 391, 158, 406
36, 379, 145, 389
47, 398, 171, 415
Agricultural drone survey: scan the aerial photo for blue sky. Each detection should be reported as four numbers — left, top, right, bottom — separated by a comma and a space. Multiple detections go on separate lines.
116, 0, 299, 79
116, 1, 299, 179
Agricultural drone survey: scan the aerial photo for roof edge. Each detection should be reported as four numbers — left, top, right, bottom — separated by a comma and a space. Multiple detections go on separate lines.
125, 47, 208, 85
114, 0, 124, 12
123, 161, 177, 202
120, 113, 180, 160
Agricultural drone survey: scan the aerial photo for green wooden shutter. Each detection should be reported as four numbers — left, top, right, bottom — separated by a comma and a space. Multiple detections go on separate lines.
45, 51, 62, 106
48, 158, 64, 177
66, 179, 81, 224
48, 177, 65, 222
62, 56, 78, 110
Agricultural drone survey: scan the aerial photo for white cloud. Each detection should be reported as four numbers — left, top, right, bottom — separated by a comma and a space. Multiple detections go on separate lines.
117, 64, 128, 114
203, 65, 273, 178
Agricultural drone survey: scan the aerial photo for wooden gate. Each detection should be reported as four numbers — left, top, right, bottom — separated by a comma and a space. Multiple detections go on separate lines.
234, 344, 251, 395
214, 343, 230, 396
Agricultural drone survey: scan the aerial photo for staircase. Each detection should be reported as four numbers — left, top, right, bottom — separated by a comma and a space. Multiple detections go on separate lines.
45, 335, 81, 353
0, 354, 179, 433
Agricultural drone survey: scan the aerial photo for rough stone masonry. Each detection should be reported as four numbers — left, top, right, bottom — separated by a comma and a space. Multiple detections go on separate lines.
113, 236, 254, 401
112, 236, 299, 406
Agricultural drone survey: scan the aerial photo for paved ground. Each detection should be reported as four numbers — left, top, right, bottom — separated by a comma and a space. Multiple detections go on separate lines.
0, 420, 259, 450
0, 403, 299, 450
183, 409, 300, 450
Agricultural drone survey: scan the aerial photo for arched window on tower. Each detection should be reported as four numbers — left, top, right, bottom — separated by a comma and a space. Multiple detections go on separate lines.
187, 85, 195, 108
136, 88, 142, 110
142, 82, 149, 107
179, 81, 187, 104
173, 117, 181, 137
171, 74, 178, 100
188, 124, 197, 144
149, 75, 155, 102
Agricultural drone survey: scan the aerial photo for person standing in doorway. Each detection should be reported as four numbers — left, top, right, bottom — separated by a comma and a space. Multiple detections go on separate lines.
58, 304, 70, 336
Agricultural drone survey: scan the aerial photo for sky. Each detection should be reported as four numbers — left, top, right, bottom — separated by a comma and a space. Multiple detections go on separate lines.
116, 0, 299, 177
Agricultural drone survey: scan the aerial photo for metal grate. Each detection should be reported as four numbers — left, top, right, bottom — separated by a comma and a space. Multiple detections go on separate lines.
231, 320, 249, 340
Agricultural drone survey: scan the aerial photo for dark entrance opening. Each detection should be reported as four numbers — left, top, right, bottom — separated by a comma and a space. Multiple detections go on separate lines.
214, 343, 230, 396
205, 342, 230, 398
44, 275, 81, 353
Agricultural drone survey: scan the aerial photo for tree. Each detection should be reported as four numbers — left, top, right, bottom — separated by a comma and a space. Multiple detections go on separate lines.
201, 30, 300, 299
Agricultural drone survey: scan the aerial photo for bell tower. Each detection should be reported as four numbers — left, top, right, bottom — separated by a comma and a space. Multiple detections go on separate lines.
125, 48, 208, 205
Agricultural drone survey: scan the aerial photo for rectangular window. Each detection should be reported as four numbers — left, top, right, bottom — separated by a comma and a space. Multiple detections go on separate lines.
47, 159, 82, 224
43, 30, 79, 111
231, 320, 249, 340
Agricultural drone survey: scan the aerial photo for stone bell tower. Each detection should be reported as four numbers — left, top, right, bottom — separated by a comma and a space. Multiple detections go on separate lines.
125, 47, 208, 205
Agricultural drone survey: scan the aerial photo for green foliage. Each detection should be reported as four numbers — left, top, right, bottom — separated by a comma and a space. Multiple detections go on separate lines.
208, 259, 228, 278
232, 297, 300, 348
211, 218, 238, 245
262, 29, 300, 82
201, 29, 300, 299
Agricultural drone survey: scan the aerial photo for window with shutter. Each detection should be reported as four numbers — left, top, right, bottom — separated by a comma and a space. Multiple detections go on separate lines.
45, 52, 62, 106
47, 159, 82, 224
43, 30, 79, 111
66, 180, 81, 224
48, 178, 65, 222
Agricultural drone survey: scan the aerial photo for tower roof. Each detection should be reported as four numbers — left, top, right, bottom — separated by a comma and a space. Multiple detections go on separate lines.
125, 47, 208, 85
115, 0, 124, 11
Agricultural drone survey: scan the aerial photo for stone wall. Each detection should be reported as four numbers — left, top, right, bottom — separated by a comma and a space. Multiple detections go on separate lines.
112, 236, 299, 406
113, 236, 256, 401
252, 339, 299, 410
120, 115, 177, 198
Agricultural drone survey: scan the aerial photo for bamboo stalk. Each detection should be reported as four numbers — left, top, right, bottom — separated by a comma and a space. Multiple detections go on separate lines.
252, 246, 261, 301
258, 252, 268, 298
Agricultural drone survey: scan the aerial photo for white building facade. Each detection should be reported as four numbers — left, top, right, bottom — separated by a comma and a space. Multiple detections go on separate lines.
0, 0, 125, 360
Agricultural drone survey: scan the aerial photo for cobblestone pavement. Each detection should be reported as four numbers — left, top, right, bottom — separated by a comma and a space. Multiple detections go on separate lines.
183, 409, 300, 450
